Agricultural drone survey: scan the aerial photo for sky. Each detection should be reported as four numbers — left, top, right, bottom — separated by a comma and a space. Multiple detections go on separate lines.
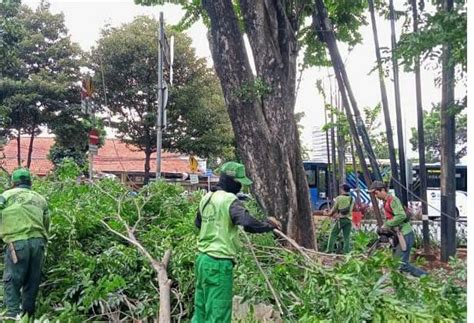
22, 0, 466, 159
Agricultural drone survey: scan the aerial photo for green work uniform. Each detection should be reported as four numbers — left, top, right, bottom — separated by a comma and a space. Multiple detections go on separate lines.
192, 191, 237, 323
0, 185, 49, 318
326, 194, 354, 254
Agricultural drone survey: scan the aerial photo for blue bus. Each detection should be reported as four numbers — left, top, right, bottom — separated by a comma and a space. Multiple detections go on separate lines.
303, 161, 332, 210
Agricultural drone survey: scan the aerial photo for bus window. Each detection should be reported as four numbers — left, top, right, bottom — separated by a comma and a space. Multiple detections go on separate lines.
318, 168, 327, 198
306, 169, 316, 187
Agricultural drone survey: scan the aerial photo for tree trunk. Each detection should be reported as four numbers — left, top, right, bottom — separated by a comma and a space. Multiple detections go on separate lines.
26, 128, 35, 168
144, 149, 152, 185
336, 91, 346, 184
329, 80, 338, 194
202, 0, 315, 248
389, 0, 408, 205
440, 0, 456, 262
368, 0, 401, 198
313, 0, 383, 227
411, 0, 430, 253
16, 129, 21, 167
324, 106, 333, 200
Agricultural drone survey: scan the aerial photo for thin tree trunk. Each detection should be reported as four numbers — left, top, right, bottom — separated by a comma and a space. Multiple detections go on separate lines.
202, 0, 315, 248
324, 106, 333, 200
350, 139, 360, 204
16, 128, 21, 167
440, 0, 456, 262
27, 128, 35, 168
329, 78, 338, 194
368, 0, 401, 198
411, 0, 430, 253
313, 1, 383, 227
144, 149, 152, 185
389, 0, 408, 205
336, 90, 346, 184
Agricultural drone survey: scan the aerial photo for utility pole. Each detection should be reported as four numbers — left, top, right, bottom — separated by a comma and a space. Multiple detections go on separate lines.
389, 0, 408, 206
155, 12, 174, 181
156, 12, 164, 180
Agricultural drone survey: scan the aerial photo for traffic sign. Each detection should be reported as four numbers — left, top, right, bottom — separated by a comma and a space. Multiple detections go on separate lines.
89, 144, 98, 155
205, 169, 212, 177
189, 156, 198, 173
89, 129, 100, 145
190, 174, 199, 184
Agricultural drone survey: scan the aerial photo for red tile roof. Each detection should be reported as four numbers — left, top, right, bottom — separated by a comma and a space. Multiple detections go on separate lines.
1, 137, 191, 176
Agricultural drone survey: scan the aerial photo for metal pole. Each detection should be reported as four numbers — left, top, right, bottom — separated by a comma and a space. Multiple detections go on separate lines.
156, 12, 164, 180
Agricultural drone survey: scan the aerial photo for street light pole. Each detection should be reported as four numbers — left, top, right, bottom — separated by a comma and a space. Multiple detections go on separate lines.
156, 12, 164, 180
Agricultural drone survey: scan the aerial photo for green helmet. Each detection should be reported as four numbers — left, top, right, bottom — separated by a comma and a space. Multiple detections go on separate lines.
12, 168, 32, 184
219, 162, 253, 185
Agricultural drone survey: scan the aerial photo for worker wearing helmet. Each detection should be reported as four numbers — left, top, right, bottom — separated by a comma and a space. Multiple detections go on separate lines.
0, 168, 50, 320
192, 162, 281, 323
369, 180, 427, 277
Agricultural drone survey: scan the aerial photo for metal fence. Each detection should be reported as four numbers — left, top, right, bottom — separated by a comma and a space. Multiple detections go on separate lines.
359, 220, 467, 247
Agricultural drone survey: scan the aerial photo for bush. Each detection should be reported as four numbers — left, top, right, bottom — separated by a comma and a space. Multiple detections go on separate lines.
0, 170, 466, 321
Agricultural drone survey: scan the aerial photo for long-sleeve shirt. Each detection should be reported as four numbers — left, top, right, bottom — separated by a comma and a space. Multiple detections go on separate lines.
195, 200, 275, 233
384, 194, 412, 235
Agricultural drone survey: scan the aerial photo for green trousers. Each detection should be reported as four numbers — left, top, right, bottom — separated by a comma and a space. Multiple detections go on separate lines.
3, 238, 45, 318
192, 253, 233, 323
326, 217, 352, 254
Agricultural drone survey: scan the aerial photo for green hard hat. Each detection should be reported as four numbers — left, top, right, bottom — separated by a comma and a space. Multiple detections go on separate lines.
219, 162, 253, 185
12, 168, 31, 183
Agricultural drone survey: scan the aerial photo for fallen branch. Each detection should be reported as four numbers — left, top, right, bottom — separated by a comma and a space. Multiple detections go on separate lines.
242, 230, 285, 317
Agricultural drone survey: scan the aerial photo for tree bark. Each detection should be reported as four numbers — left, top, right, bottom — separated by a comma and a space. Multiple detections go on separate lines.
16, 129, 21, 167
411, 0, 430, 253
368, 0, 401, 198
202, 0, 315, 248
389, 0, 408, 205
440, 0, 456, 262
144, 149, 152, 185
27, 128, 35, 168
313, 0, 383, 226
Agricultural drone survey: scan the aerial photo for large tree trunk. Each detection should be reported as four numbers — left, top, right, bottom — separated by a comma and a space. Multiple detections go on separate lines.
368, 0, 401, 198
389, 0, 408, 205
144, 149, 152, 185
440, 0, 456, 262
26, 128, 35, 168
313, 0, 383, 226
411, 0, 430, 253
16, 128, 21, 167
202, 0, 315, 248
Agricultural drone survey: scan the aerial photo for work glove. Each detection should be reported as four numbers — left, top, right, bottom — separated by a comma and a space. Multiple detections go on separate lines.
267, 217, 282, 231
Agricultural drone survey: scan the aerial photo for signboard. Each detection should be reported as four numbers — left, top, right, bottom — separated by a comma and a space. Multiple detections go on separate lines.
89, 129, 100, 145
189, 156, 198, 173
190, 174, 199, 185
89, 144, 98, 155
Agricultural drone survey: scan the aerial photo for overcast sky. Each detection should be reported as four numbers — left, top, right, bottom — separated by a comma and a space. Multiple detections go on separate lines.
23, 0, 466, 159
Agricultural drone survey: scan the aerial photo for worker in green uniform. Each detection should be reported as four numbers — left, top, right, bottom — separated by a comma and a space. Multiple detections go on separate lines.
192, 162, 281, 323
0, 168, 50, 321
324, 183, 355, 254
369, 181, 428, 277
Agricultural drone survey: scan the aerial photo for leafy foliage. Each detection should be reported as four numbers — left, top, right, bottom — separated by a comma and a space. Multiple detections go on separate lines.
0, 1, 85, 166
90, 16, 235, 180
0, 164, 465, 321
410, 104, 466, 162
